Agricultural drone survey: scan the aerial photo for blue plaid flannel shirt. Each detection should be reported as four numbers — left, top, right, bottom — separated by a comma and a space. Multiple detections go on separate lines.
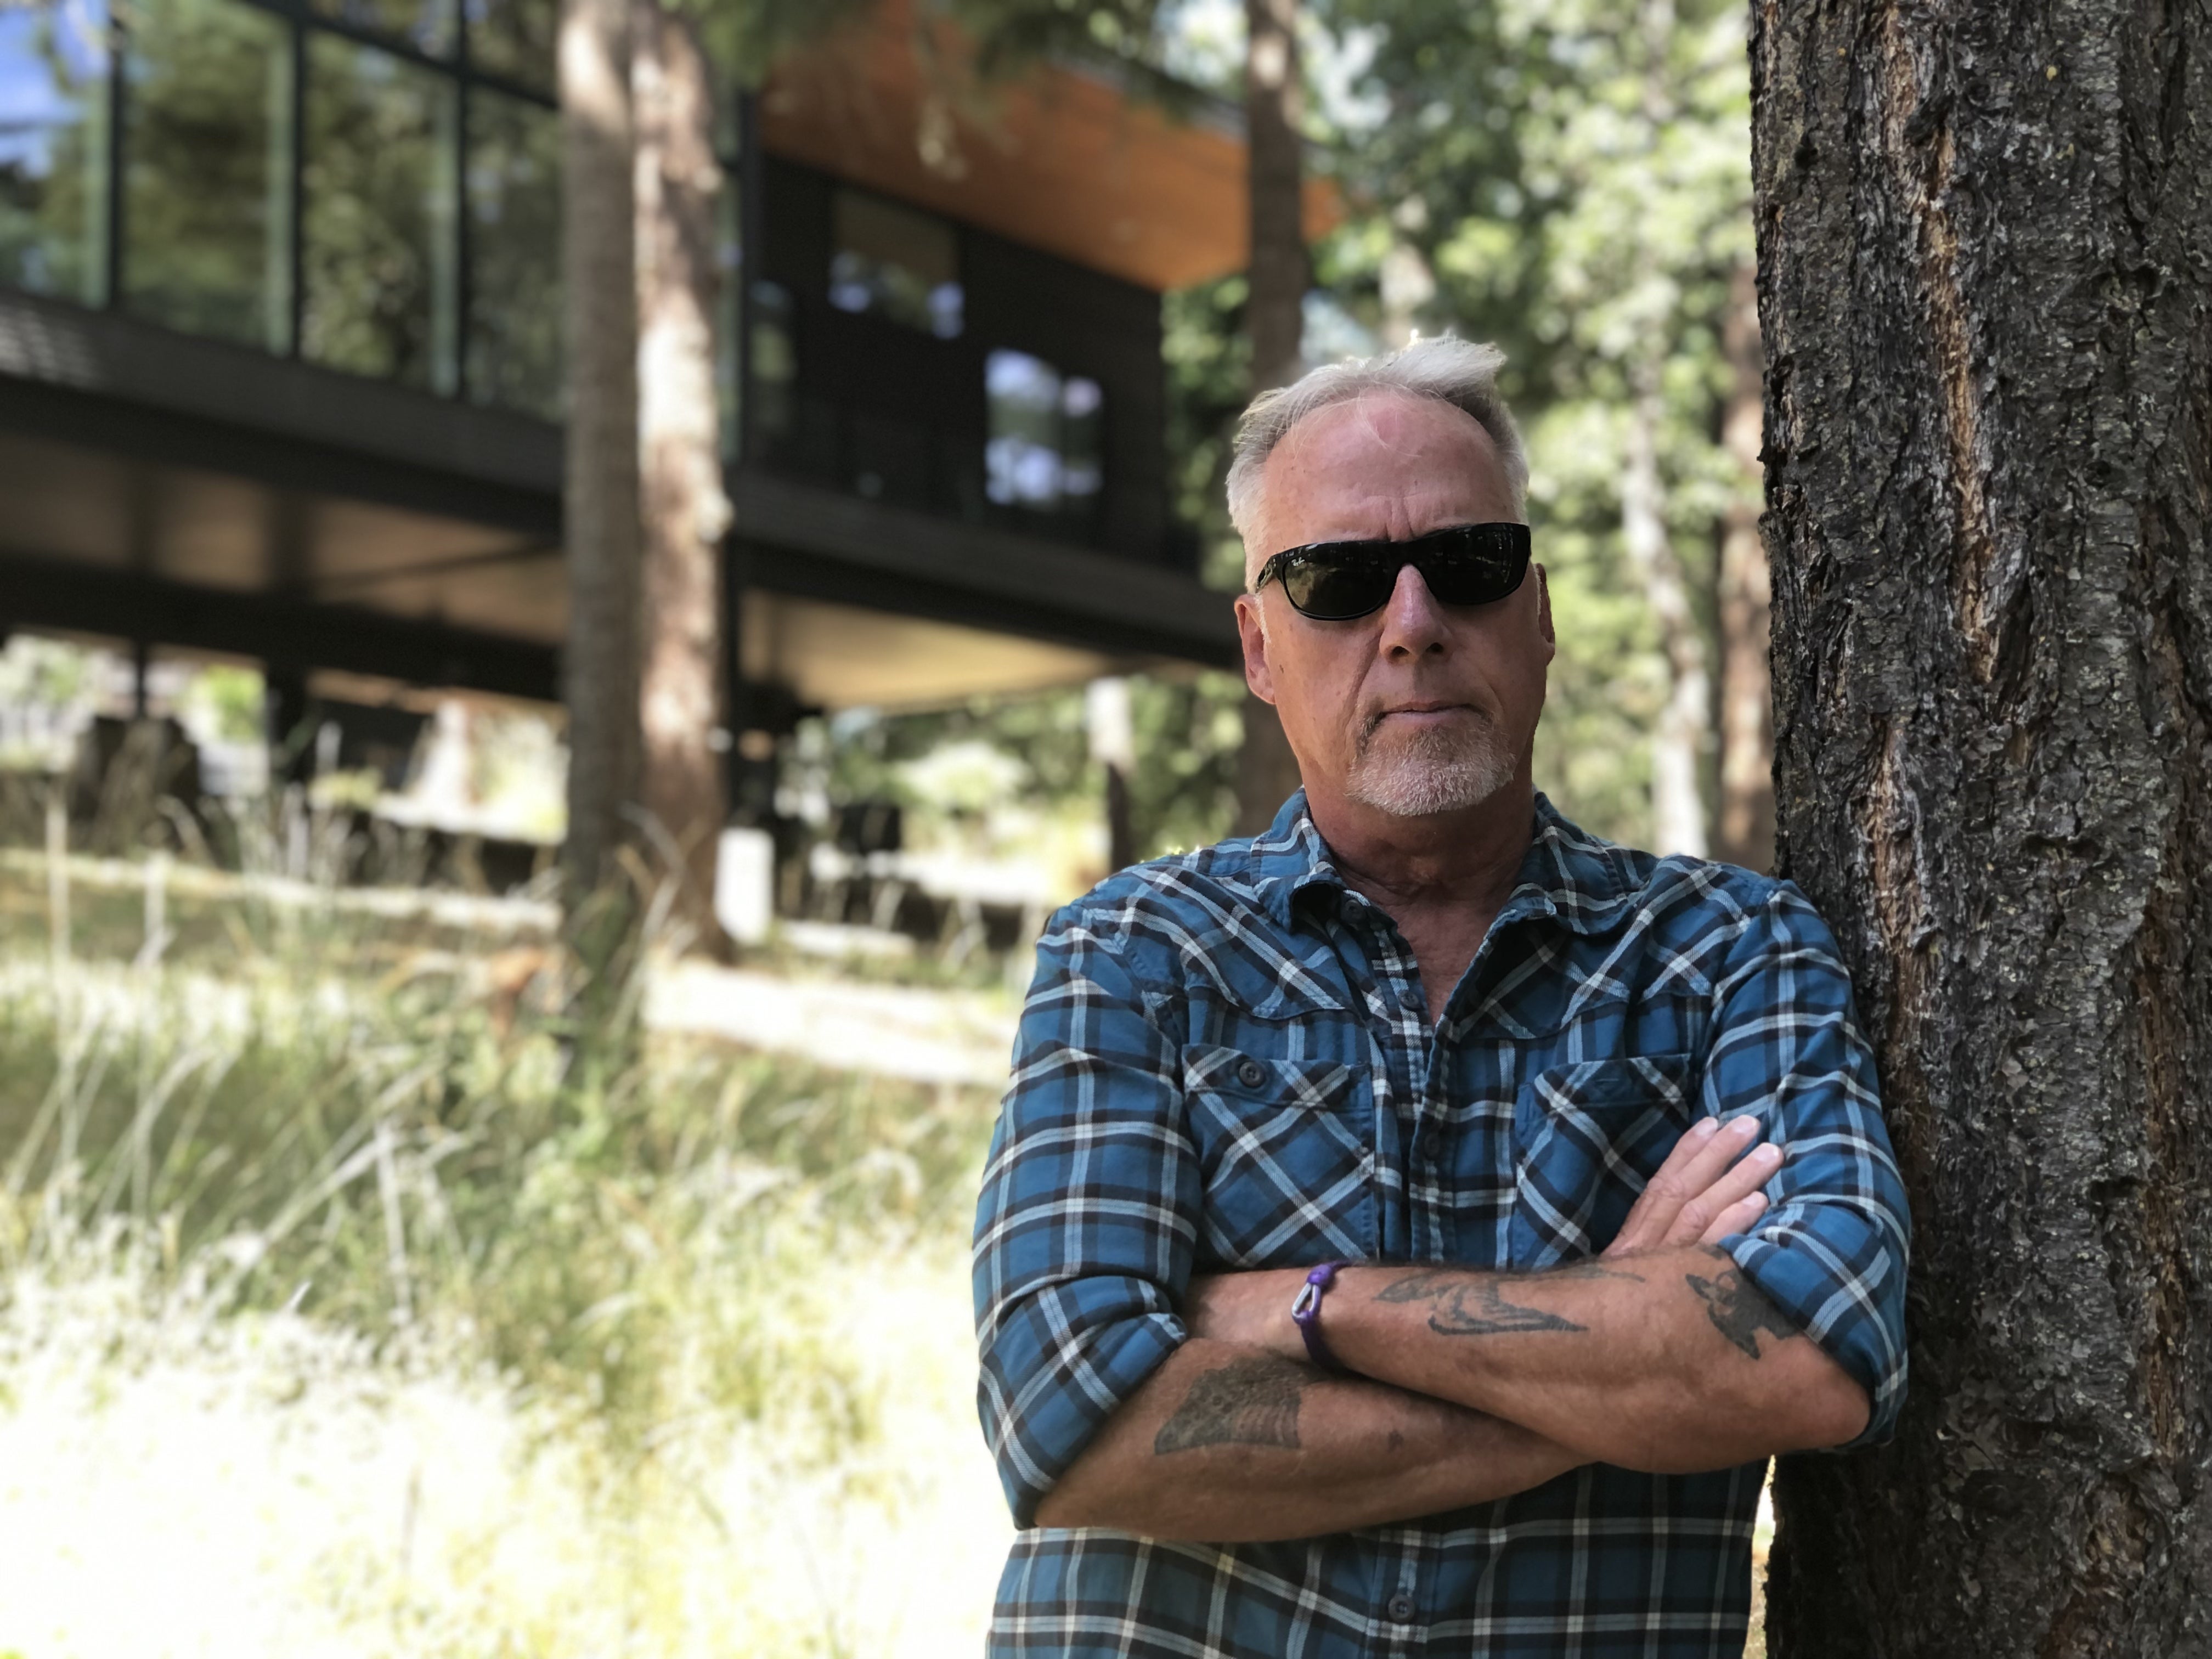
973, 791, 1909, 1658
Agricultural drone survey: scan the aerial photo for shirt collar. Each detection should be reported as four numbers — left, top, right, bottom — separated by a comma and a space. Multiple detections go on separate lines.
1249, 789, 1645, 937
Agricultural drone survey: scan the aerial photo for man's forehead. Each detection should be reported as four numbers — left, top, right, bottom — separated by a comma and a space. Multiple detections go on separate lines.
1277, 390, 1492, 463
1252, 392, 1514, 560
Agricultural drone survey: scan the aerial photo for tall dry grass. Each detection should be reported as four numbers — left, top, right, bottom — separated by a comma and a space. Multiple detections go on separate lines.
0, 819, 1011, 1657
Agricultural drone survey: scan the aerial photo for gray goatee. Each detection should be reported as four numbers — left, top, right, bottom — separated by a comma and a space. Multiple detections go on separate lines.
1343, 712, 1515, 817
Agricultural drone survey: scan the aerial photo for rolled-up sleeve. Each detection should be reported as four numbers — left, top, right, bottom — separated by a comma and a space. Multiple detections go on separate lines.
972, 906, 1198, 1525
1706, 883, 1911, 1447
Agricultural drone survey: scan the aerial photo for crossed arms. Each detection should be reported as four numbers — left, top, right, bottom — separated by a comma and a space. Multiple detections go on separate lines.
1031, 1119, 1871, 1541
973, 893, 1910, 1543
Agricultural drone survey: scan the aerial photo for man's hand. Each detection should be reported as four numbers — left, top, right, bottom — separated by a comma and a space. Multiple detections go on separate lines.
1604, 1112, 1780, 1256
1186, 1112, 1784, 1357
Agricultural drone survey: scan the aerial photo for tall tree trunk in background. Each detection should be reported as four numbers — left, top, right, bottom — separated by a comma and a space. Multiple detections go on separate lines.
1713, 257, 1774, 871
559, 0, 642, 902
634, 1, 730, 947
1622, 353, 1709, 857
1232, 0, 1308, 836
1753, 1, 2212, 1652
1619, 0, 1708, 860
1376, 226, 1436, 352
1242, 0, 1306, 393
1086, 675, 1138, 872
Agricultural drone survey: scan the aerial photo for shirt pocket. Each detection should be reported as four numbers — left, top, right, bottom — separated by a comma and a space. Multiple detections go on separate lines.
1509, 1053, 1700, 1269
1182, 1044, 1375, 1269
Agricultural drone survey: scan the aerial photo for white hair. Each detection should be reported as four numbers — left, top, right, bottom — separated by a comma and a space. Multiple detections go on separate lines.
1226, 336, 1530, 584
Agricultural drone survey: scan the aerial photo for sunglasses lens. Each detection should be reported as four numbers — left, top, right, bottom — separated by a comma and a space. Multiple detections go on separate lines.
1420, 545, 1527, 605
1268, 526, 1531, 619
1282, 554, 1395, 620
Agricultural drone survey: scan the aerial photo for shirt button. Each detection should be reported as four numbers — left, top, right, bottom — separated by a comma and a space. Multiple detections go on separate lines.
1418, 1125, 1443, 1163
1236, 1058, 1266, 1088
1386, 1591, 1417, 1623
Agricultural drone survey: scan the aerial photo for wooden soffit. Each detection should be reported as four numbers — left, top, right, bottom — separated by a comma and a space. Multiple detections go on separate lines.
757, 1, 1341, 292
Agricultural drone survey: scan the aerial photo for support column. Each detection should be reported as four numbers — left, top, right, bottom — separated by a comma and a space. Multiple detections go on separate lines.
264, 666, 313, 786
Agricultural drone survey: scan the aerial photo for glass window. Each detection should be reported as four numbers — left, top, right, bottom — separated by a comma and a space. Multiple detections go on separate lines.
1060, 373, 1103, 505
0, 0, 110, 305
714, 177, 740, 457
466, 84, 558, 416
465, 0, 553, 92
302, 33, 457, 392
748, 278, 793, 443
986, 349, 1104, 515
312, 0, 454, 59
121, 0, 292, 352
827, 187, 959, 338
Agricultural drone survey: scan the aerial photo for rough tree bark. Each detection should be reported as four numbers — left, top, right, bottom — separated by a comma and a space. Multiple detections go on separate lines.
559, 0, 642, 900
1714, 258, 1774, 871
634, 0, 730, 943
1753, 1, 2212, 1653
1232, 0, 1310, 836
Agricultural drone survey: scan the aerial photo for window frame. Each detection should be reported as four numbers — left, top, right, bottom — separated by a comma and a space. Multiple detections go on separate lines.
8, 0, 732, 419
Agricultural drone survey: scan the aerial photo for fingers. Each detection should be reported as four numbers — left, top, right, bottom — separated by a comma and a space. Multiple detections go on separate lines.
1669, 1138, 1784, 1246
1698, 1190, 1770, 1245
1611, 1115, 1752, 1250
1608, 1115, 1784, 1255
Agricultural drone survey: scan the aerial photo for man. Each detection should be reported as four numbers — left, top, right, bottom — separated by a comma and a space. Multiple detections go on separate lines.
972, 337, 1908, 1657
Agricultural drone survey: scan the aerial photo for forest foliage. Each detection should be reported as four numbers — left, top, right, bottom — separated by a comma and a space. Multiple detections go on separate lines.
832, 0, 1763, 871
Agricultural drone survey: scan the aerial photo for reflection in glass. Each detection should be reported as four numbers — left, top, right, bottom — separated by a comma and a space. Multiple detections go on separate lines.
312, 0, 454, 59
302, 34, 456, 390
986, 350, 1104, 515
827, 187, 960, 338
749, 279, 793, 443
1061, 374, 1103, 504
466, 0, 554, 91
986, 349, 1061, 507
715, 177, 740, 458
121, 0, 291, 351
0, 0, 109, 304
467, 86, 558, 415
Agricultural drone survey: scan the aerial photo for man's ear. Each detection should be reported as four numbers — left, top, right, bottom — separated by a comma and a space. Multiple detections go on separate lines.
1534, 563, 1557, 658
1234, 594, 1278, 704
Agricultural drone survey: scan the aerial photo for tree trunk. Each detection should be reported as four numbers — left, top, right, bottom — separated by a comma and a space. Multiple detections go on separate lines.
1086, 676, 1138, 872
633, 0, 729, 946
1753, 1, 2212, 1653
1233, 0, 1309, 836
1242, 0, 1306, 394
1622, 352, 1710, 858
1714, 257, 1774, 872
558, 0, 641, 900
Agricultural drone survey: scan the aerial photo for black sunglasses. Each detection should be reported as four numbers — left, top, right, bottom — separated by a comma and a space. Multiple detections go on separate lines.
1252, 523, 1533, 621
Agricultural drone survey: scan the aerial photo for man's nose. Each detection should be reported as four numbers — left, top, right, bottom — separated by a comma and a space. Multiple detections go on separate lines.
1375, 563, 1452, 658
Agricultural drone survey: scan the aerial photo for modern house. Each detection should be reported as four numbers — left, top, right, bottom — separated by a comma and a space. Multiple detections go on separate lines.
0, 0, 1333, 814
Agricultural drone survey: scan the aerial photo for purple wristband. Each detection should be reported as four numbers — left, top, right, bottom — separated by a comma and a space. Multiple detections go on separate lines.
1290, 1261, 1349, 1373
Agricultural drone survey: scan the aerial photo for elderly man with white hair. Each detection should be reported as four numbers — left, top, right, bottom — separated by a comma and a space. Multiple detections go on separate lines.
972, 338, 1909, 1658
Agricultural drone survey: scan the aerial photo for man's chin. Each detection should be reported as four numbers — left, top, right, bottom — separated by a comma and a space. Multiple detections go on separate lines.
1342, 753, 1516, 819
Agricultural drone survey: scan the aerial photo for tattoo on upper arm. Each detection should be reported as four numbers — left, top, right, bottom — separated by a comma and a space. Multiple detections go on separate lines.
1686, 1263, 1799, 1359
1154, 1357, 1311, 1455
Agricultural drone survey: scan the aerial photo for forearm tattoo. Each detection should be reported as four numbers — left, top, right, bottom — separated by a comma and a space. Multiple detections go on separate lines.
1685, 1261, 1799, 1359
1154, 1357, 1312, 1455
1374, 1267, 1627, 1337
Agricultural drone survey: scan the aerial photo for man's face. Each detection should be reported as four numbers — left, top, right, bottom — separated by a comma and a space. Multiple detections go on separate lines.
1234, 392, 1554, 822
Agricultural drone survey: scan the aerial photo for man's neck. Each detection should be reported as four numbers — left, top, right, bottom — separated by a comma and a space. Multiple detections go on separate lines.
1302, 777, 1538, 1020
1306, 777, 1538, 913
